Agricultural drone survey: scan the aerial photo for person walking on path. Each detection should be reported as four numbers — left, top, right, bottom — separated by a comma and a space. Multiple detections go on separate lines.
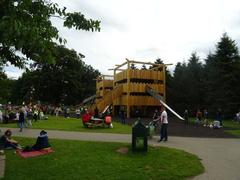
158, 105, 168, 142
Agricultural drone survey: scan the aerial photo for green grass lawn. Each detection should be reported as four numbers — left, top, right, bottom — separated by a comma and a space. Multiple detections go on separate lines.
224, 130, 240, 137
4, 137, 204, 180
0, 116, 131, 134
222, 120, 240, 129
223, 121, 240, 137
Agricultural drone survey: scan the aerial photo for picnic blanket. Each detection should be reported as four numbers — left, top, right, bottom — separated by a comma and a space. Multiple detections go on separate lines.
17, 148, 54, 158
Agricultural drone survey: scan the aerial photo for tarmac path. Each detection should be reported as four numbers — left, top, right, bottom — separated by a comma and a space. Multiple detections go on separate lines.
1, 127, 240, 180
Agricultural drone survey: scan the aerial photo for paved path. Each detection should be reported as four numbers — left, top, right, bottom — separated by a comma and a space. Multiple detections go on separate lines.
0, 155, 5, 179
2, 128, 240, 180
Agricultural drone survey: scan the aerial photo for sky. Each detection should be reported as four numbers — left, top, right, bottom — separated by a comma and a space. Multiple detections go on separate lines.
4, 0, 240, 78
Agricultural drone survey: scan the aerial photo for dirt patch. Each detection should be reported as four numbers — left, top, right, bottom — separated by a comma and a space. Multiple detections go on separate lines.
116, 147, 129, 154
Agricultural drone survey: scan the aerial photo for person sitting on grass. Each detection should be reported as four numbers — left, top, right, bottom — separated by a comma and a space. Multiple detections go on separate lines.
23, 130, 51, 151
32, 130, 51, 150
0, 129, 22, 149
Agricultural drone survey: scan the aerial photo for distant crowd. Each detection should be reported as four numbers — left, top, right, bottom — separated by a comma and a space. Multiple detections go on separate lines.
0, 103, 90, 132
182, 108, 240, 128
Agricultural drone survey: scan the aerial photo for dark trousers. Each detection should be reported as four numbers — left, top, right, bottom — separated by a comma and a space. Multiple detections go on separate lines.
120, 117, 125, 124
184, 118, 188, 126
4, 142, 18, 149
160, 124, 168, 141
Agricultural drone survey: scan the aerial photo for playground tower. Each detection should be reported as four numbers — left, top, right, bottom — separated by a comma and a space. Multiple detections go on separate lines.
93, 59, 168, 118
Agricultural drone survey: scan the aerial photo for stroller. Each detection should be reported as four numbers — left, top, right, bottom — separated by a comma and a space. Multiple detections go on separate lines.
147, 119, 158, 138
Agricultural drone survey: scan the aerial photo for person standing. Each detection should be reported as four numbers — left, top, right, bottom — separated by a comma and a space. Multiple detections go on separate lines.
66, 107, 70, 118
152, 109, 159, 132
75, 108, 80, 119
184, 109, 189, 126
158, 105, 168, 142
119, 108, 125, 124
0, 109, 3, 123
203, 109, 208, 126
216, 108, 222, 126
19, 108, 25, 132
195, 109, 202, 126
27, 107, 33, 127
33, 108, 38, 122
94, 107, 99, 118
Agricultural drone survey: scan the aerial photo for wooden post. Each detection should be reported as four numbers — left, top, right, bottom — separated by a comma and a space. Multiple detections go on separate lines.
127, 61, 130, 118
112, 70, 116, 116
162, 65, 166, 102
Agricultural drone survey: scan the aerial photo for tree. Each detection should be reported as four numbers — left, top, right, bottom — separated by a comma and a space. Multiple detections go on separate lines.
149, 58, 163, 70
11, 45, 100, 105
130, 63, 137, 69
204, 33, 240, 117
0, 68, 15, 103
185, 52, 204, 111
0, 0, 100, 68
141, 64, 147, 70
169, 62, 189, 113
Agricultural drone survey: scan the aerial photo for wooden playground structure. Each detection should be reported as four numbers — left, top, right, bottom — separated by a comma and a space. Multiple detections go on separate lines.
89, 58, 169, 118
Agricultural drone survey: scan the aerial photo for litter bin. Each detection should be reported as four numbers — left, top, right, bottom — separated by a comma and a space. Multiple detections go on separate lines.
132, 119, 148, 152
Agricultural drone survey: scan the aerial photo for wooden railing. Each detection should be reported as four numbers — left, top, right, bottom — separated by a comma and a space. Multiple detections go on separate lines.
122, 83, 164, 93
113, 96, 160, 106
115, 70, 163, 82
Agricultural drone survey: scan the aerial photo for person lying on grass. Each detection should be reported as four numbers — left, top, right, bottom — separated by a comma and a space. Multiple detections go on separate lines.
23, 130, 51, 151
0, 129, 22, 150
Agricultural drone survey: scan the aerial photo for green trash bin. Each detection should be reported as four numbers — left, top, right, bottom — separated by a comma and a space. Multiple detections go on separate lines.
132, 119, 148, 152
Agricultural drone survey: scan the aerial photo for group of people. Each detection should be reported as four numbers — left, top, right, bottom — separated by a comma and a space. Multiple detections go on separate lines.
195, 109, 209, 126
0, 129, 51, 151
183, 108, 224, 129
0, 104, 47, 132
53, 106, 86, 119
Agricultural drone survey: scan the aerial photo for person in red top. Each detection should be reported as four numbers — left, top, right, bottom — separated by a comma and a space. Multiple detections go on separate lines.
196, 109, 202, 126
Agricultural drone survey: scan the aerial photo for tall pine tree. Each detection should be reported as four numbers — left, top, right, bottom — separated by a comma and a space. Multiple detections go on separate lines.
204, 33, 240, 118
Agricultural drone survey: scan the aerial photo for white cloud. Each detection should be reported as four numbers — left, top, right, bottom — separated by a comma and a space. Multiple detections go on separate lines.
5, 0, 240, 77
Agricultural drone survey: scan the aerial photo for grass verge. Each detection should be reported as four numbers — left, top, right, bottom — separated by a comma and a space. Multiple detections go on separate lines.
4, 137, 204, 180
224, 130, 240, 137
189, 117, 240, 137
0, 116, 131, 134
